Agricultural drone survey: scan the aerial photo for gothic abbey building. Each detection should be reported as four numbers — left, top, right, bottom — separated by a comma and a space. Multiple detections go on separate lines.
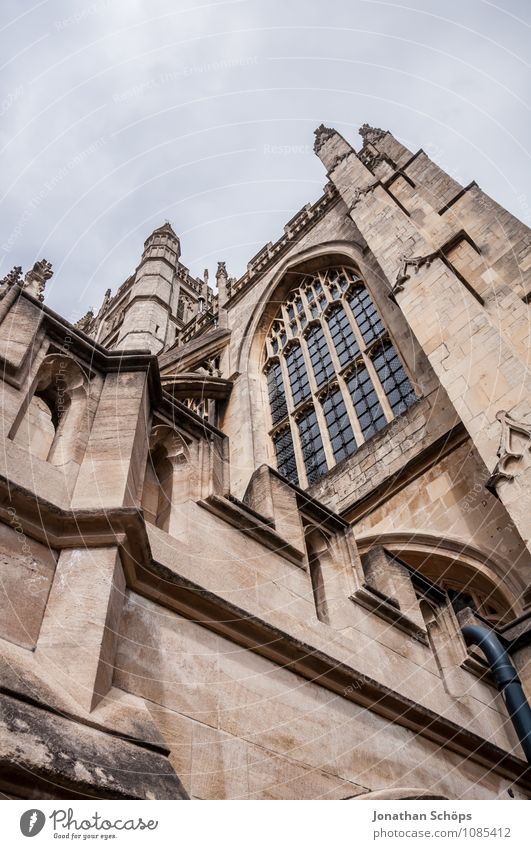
1, 124, 530, 800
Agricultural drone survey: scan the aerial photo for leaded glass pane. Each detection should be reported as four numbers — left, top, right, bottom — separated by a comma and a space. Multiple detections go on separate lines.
321, 387, 357, 462
372, 339, 416, 416
297, 408, 328, 483
347, 364, 387, 440
306, 324, 334, 387
349, 286, 385, 345
266, 361, 288, 425
326, 303, 360, 367
285, 344, 311, 407
273, 428, 298, 485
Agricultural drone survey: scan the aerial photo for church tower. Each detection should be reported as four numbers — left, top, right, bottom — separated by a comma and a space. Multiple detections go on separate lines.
116, 222, 181, 353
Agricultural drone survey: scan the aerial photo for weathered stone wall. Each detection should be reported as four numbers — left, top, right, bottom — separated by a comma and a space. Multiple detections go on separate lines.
114, 589, 524, 801
1, 123, 531, 801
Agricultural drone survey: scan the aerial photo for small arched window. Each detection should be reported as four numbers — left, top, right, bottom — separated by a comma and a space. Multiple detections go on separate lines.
263, 266, 417, 487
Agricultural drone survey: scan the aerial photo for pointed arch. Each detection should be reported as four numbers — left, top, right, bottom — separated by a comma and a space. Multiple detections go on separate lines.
141, 425, 191, 534
12, 353, 90, 466
356, 532, 524, 623
254, 252, 416, 486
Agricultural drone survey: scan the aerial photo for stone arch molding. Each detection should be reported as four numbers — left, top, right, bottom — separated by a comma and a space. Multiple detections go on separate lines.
237, 239, 368, 374
356, 531, 525, 618
11, 352, 90, 467
233, 241, 376, 487
141, 424, 192, 535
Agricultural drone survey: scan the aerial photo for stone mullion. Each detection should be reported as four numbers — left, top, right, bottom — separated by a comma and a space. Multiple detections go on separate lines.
341, 293, 393, 431
299, 330, 334, 475
364, 337, 395, 423
277, 347, 308, 488
337, 371, 364, 448
319, 309, 362, 456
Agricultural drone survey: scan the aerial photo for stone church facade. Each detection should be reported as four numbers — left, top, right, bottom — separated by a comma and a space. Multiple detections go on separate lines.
1, 124, 530, 800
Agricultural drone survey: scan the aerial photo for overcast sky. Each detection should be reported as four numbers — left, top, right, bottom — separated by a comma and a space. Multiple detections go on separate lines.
0, 0, 529, 321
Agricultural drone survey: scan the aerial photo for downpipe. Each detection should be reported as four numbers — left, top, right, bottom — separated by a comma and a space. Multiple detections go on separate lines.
461, 624, 531, 765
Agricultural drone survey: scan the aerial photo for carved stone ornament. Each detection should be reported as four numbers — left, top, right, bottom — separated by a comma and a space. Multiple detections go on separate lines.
216, 261, 227, 280
359, 123, 387, 144
328, 149, 353, 174
486, 410, 531, 491
348, 181, 380, 212
24, 259, 53, 302
0, 266, 23, 300
392, 249, 440, 296
313, 124, 336, 154
75, 309, 95, 332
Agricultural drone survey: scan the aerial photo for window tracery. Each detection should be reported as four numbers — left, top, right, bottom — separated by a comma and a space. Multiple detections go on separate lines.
264, 265, 417, 486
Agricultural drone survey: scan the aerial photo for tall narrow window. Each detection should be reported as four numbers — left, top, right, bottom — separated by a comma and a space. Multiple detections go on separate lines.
305, 323, 334, 387
346, 364, 387, 441
266, 360, 288, 425
264, 265, 417, 486
273, 427, 298, 485
296, 407, 328, 483
326, 304, 360, 367
321, 386, 357, 463
285, 343, 311, 407
348, 285, 385, 344
371, 338, 416, 416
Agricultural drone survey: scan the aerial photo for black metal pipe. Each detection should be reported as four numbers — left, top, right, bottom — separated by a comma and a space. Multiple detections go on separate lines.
461, 624, 531, 764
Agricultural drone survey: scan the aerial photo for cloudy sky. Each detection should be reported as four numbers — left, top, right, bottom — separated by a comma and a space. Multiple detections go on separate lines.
0, 0, 529, 321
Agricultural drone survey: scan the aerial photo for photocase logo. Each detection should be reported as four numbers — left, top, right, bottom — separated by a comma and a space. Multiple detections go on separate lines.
20, 810, 46, 837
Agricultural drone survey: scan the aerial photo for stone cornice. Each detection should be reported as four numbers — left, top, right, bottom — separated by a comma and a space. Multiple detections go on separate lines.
487, 410, 531, 493
161, 373, 233, 401
159, 327, 231, 374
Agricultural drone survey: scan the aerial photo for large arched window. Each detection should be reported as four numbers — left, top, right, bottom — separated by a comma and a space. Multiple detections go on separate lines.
263, 266, 417, 487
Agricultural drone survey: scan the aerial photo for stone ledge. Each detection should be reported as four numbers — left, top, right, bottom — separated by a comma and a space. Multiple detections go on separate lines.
198, 494, 306, 568
0, 691, 188, 800
351, 586, 429, 645
126, 556, 531, 789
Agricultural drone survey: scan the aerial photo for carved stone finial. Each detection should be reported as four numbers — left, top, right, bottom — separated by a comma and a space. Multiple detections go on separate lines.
216, 261, 228, 280
313, 124, 336, 153
75, 308, 95, 333
0, 265, 23, 289
359, 123, 387, 145
96, 287, 112, 317
23, 259, 53, 302
486, 410, 531, 492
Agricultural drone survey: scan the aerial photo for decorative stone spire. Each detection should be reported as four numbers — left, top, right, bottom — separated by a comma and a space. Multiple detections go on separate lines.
313, 124, 336, 153
358, 123, 387, 145
23, 259, 53, 302
0, 266, 23, 289
216, 261, 230, 327
75, 308, 95, 333
97, 288, 112, 315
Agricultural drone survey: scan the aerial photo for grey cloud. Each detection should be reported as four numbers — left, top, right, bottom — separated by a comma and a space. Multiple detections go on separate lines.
0, 0, 529, 320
